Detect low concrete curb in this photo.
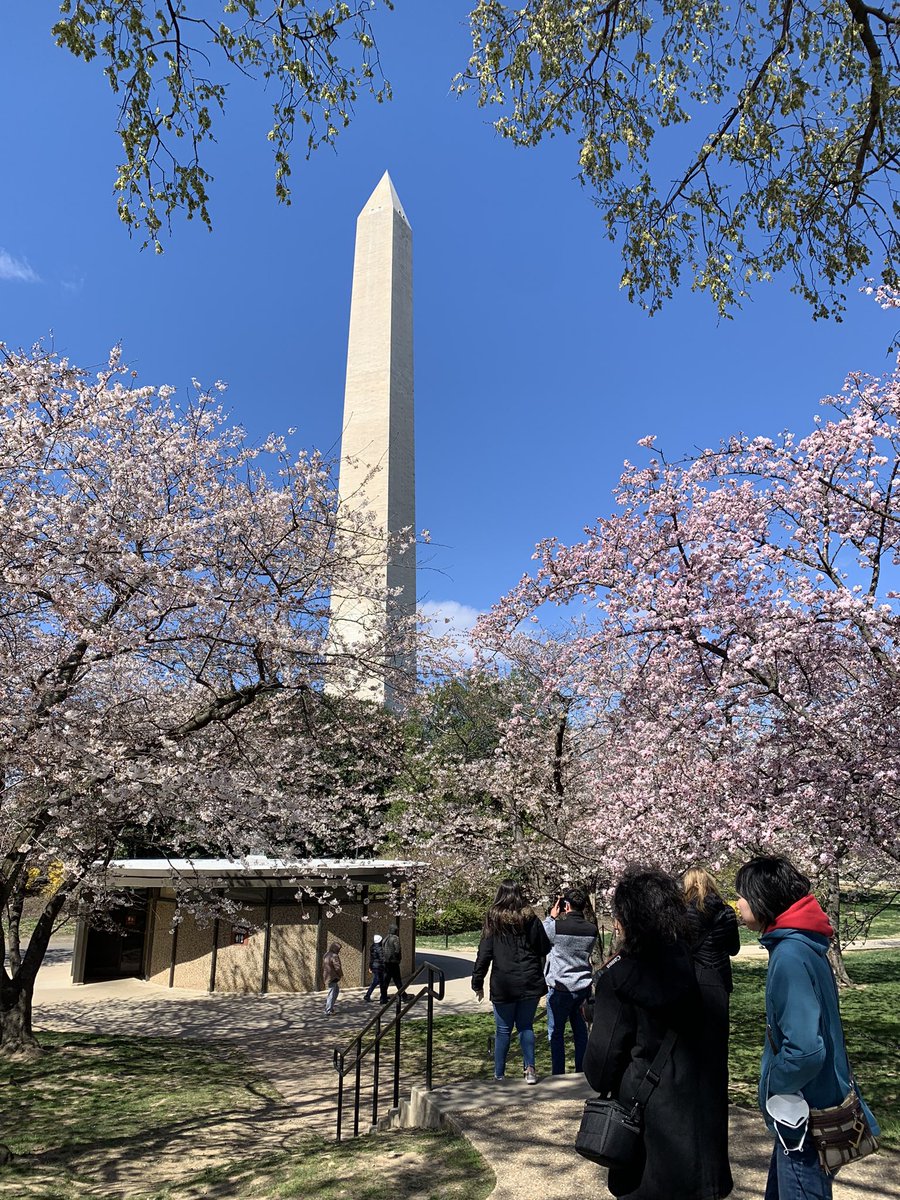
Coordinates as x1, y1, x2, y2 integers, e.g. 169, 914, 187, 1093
380, 1073, 594, 1134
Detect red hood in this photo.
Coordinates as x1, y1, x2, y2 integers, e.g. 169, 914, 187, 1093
767, 893, 833, 937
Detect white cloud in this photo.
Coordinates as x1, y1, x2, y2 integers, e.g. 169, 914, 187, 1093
0, 249, 40, 283
420, 599, 481, 634
419, 599, 482, 666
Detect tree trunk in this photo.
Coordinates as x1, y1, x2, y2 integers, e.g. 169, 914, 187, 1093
819, 864, 854, 988
0, 975, 39, 1057
0, 888, 68, 1057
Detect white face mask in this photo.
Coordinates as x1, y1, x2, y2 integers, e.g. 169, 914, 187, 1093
766, 1093, 810, 1152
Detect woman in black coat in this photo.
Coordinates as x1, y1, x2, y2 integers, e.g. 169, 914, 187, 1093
583, 867, 733, 1200
682, 867, 741, 993
471, 879, 551, 1083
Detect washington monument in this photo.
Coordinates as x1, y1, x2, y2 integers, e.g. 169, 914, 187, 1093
326, 172, 415, 707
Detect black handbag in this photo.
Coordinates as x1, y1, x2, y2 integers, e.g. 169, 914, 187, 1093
575, 1029, 678, 1168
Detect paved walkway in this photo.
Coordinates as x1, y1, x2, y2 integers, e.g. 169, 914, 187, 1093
17, 940, 900, 1198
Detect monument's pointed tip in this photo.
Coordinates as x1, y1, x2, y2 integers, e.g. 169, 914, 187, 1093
361, 170, 410, 227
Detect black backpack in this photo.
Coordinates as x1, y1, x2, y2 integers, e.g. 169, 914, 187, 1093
382, 933, 401, 964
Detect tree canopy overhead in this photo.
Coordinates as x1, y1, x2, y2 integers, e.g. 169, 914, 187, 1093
53, 0, 390, 250
47, 1, 900, 317
460, 0, 900, 319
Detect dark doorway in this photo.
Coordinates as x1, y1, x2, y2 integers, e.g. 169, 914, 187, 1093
84, 898, 148, 981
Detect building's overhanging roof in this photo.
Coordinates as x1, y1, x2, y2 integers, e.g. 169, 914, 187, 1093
102, 857, 424, 890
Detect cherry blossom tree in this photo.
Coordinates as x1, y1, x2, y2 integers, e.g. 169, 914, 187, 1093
0, 344, 408, 1056
463, 337, 900, 972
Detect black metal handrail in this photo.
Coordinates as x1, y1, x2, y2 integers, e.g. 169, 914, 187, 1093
332, 958, 446, 1141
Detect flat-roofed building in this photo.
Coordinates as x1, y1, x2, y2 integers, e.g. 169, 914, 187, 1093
71, 857, 419, 995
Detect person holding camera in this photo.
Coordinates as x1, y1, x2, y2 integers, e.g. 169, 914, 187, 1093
543, 886, 598, 1074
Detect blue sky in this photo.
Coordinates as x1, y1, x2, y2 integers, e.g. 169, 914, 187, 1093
2, 4, 899, 636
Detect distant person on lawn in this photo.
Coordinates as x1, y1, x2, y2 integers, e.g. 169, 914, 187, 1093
322, 942, 343, 1016
381, 924, 408, 1000
543, 886, 597, 1074
364, 933, 388, 1003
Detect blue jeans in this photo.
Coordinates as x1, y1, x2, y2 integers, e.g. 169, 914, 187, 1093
492, 997, 539, 1077
364, 967, 386, 1002
547, 986, 590, 1074
324, 981, 340, 1014
765, 1140, 833, 1200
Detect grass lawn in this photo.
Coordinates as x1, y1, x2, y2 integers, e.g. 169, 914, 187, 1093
417, 932, 481, 952
0, 1031, 280, 1158
403, 951, 899, 1151
843, 894, 900, 939
404, 1001, 556, 1083
5, 913, 75, 943
0, 1031, 493, 1200
148, 1130, 493, 1199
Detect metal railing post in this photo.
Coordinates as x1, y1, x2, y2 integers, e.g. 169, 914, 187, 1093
426, 965, 435, 1091
393, 992, 402, 1109
372, 1010, 382, 1129
336, 1052, 345, 1143
353, 1036, 363, 1138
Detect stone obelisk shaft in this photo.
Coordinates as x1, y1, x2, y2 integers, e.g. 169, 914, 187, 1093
327, 172, 415, 706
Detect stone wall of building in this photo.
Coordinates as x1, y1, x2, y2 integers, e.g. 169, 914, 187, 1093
171, 910, 215, 991
324, 903, 365, 988
143, 887, 416, 994
215, 907, 266, 993
266, 905, 318, 992
147, 898, 175, 984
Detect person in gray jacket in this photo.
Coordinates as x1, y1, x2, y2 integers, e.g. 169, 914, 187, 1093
543, 886, 598, 1073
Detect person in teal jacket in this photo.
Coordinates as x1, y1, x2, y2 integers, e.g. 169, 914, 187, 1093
735, 856, 879, 1200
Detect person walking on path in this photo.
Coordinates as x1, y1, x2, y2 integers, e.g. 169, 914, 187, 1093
322, 942, 343, 1016
734, 855, 880, 1200
381, 924, 408, 1000
682, 867, 741, 996
471, 879, 552, 1084
543, 885, 597, 1074
364, 933, 388, 1003
584, 866, 733, 1200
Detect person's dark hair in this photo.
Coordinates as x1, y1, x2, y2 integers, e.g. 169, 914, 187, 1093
562, 886, 588, 914
483, 879, 532, 936
612, 866, 689, 957
734, 856, 811, 930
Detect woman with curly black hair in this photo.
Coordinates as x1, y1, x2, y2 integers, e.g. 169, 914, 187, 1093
584, 866, 733, 1200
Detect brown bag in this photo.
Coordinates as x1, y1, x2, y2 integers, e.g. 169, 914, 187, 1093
808, 1088, 879, 1175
